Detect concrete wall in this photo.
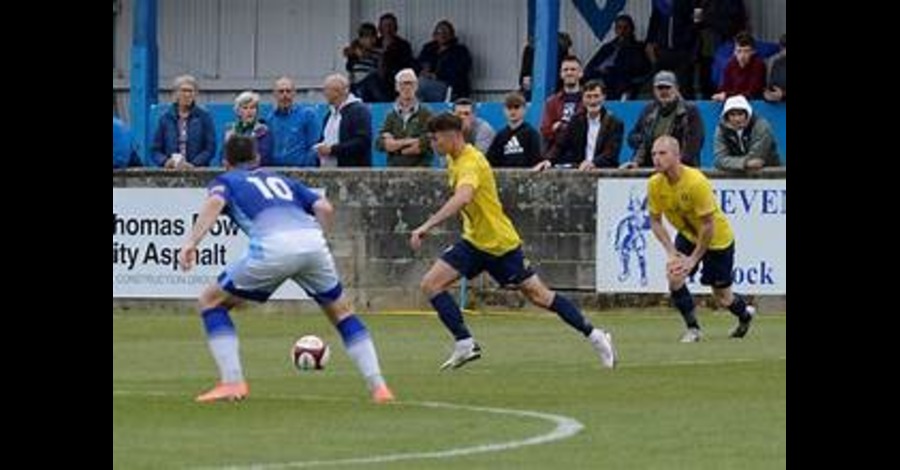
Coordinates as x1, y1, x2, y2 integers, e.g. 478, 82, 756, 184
113, 168, 786, 312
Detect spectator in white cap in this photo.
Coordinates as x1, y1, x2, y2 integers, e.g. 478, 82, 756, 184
714, 95, 780, 171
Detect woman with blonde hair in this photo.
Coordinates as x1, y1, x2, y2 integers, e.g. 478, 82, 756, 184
224, 91, 273, 165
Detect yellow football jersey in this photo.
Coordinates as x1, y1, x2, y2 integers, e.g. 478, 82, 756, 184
647, 167, 734, 249
447, 144, 522, 255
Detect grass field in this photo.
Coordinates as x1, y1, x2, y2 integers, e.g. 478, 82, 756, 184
113, 308, 786, 469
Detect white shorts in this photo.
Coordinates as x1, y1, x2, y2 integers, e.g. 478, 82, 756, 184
218, 246, 342, 304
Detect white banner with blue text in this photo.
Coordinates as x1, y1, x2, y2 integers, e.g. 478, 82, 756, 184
596, 178, 785, 294
113, 188, 310, 299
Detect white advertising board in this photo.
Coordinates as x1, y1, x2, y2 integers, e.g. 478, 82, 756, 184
596, 179, 785, 294
113, 188, 309, 299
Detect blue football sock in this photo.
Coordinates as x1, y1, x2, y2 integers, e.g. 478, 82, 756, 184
671, 285, 700, 329
430, 291, 472, 340
201, 307, 243, 383
336, 315, 385, 389
549, 294, 594, 336
728, 294, 752, 323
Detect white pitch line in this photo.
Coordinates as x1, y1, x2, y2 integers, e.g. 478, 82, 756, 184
221, 401, 583, 470
113, 390, 584, 469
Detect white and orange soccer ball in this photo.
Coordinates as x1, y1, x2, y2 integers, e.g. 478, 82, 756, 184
291, 335, 331, 371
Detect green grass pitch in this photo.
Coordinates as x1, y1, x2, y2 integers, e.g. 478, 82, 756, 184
113, 308, 786, 469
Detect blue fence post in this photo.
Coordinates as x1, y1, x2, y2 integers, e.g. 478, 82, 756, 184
130, 0, 159, 166
527, 0, 560, 128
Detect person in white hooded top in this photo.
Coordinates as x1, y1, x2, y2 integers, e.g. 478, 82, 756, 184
713, 95, 781, 171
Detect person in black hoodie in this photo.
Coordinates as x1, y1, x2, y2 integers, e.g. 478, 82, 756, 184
486, 92, 543, 168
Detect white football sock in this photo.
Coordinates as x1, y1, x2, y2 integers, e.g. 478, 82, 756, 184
208, 334, 244, 383
345, 336, 385, 390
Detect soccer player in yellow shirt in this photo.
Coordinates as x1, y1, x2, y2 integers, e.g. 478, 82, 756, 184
647, 136, 756, 342
409, 113, 617, 370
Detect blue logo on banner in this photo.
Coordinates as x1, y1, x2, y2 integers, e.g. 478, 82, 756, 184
614, 189, 650, 285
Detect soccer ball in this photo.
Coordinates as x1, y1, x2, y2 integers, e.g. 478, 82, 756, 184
291, 335, 330, 371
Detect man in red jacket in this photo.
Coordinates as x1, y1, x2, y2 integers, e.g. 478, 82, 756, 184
539, 56, 585, 157
712, 32, 766, 101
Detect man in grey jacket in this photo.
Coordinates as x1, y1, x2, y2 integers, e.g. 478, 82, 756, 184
714, 95, 780, 171
452, 98, 495, 155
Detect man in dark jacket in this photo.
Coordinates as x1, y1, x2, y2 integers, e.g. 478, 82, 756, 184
584, 14, 650, 100
623, 71, 704, 168
314, 74, 372, 167
764, 34, 786, 103
538, 80, 623, 171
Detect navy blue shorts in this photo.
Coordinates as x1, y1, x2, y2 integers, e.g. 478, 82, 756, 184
675, 234, 735, 288
440, 240, 536, 287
